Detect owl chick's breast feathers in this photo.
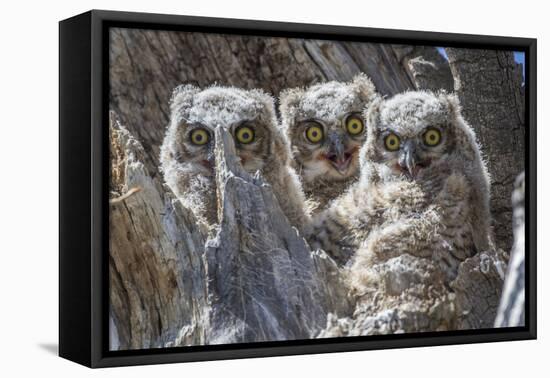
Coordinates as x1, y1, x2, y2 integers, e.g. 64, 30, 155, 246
309, 90, 492, 274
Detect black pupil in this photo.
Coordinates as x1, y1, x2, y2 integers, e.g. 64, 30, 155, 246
430, 134, 436, 140
389, 139, 395, 145
242, 132, 250, 139
195, 133, 203, 141
311, 130, 318, 137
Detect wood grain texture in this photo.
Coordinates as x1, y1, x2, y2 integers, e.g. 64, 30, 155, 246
109, 115, 351, 349
109, 113, 208, 350
205, 128, 351, 343
392, 45, 454, 92
446, 48, 525, 252
108, 28, 525, 348
495, 172, 525, 327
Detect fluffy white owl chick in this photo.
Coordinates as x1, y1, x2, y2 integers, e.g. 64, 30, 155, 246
279, 74, 379, 213
160, 84, 309, 232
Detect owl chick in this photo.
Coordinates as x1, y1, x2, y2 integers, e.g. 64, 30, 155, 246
308, 90, 493, 276
279, 74, 379, 213
160, 84, 308, 232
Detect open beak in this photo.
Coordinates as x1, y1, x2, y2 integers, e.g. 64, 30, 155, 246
325, 133, 353, 175
327, 153, 352, 174
398, 140, 419, 179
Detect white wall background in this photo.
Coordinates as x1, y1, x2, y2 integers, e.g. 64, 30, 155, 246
0, 0, 545, 376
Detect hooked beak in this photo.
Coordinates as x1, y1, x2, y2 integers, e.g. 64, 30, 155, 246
398, 140, 419, 179
325, 133, 353, 174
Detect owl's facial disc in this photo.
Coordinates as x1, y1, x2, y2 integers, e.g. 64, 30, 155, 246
382, 127, 444, 180
231, 121, 268, 174
180, 124, 215, 175
296, 118, 363, 182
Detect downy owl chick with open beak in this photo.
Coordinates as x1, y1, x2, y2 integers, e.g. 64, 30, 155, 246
308, 90, 493, 272
160, 84, 308, 233
279, 74, 379, 213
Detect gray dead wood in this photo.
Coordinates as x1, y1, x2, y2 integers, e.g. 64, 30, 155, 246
107, 30, 525, 345
392, 45, 454, 92
446, 48, 525, 252
318, 254, 459, 337
204, 128, 351, 344
495, 172, 526, 327
451, 249, 507, 330
319, 247, 508, 337
109, 115, 351, 348
109, 112, 208, 350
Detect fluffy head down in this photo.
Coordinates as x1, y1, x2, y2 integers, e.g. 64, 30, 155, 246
280, 74, 379, 187
160, 84, 304, 229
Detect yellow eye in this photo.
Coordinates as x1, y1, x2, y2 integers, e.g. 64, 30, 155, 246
235, 126, 255, 144
190, 128, 209, 145
346, 115, 364, 135
423, 128, 441, 146
384, 133, 400, 151
305, 125, 324, 143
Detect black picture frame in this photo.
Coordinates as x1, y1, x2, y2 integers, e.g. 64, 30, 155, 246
59, 9, 537, 368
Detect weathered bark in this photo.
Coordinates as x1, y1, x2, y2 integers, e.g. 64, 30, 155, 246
319, 248, 507, 336
110, 114, 351, 349
451, 249, 507, 329
495, 172, 526, 327
109, 28, 415, 175
319, 254, 458, 337
446, 49, 525, 252
108, 29, 525, 347
205, 128, 351, 344
109, 112, 208, 350
392, 45, 454, 92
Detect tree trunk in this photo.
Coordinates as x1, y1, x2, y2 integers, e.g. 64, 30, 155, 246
205, 128, 351, 343
109, 113, 351, 349
445, 49, 525, 252
109, 112, 208, 350
108, 28, 524, 347
392, 45, 454, 92
495, 172, 526, 327
319, 249, 507, 337
451, 248, 507, 329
